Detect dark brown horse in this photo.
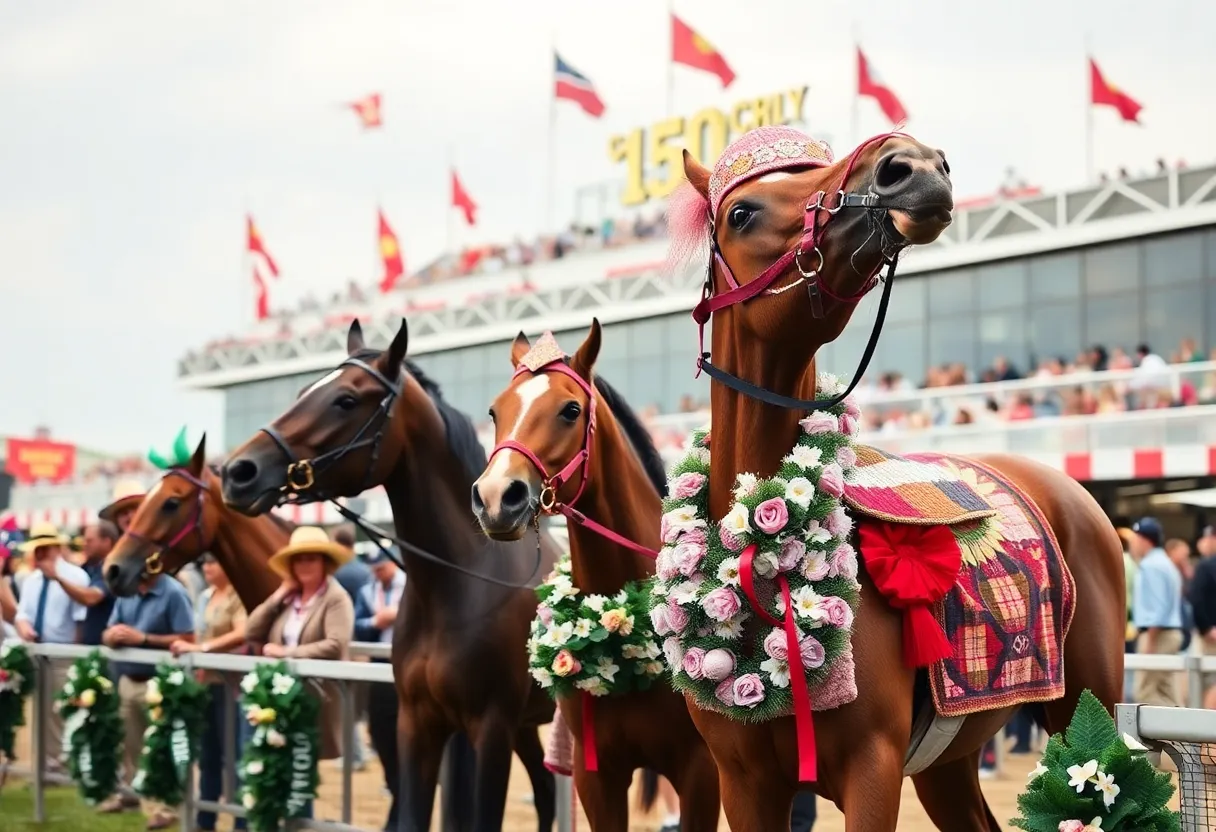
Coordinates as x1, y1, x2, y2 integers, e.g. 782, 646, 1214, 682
102, 435, 283, 608
220, 319, 560, 832
471, 321, 721, 830
669, 133, 1125, 830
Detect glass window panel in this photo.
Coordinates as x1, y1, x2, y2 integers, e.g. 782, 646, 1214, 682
1084, 293, 1142, 354
874, 323, 926, 386
885, 278, 926, 324
1030, 251, 1082, 300
631, 317, 666, 356
1145, 285, 1204, 360
1028, 303, 1082, 366
1207, 230, 1216, 280
1145, 232, 1204, 287
1084, 242, 1140, 294
597, 320, 630, 363
927, 269, 974, 315
977, 311, 1028, 372
927, 315, 977, 371
977, 261, 1027, 310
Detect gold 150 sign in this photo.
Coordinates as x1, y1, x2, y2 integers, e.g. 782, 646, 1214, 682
609, 86, 809, 207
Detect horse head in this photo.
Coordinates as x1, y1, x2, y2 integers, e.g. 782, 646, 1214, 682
104, 435, 218, 596
220, 318, 412, 516
472, 321, 602, 540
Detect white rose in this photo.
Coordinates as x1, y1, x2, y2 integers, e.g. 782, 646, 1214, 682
243, 792, 256, 809
267, 729, 286, 748
246, 760, 265, 776
733, 473, 758, 500
721, 503, 752, 537
240, 673, 259, 694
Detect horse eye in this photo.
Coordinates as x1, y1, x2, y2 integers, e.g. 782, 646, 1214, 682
335, 394, 358, 411
488, 407, 497, 423
161, 498, 180, 513
559, 402, 581, 422
727, 204, 754, 231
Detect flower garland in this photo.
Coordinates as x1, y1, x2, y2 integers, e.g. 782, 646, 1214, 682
132, 662, 209, 806
1012, 689, 1179, 832
647, 372, 862, 723
528, 556, 665, 698
0, 642, 36, 763
238, 661, 320, 832
56, 650, 124, 805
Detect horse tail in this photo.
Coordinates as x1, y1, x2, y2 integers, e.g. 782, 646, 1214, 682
639, 768, 659, 812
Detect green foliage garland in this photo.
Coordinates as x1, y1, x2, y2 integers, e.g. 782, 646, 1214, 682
132, 662, 209, 806
0, 642, 36, 761
1012, 690, 1179, 832
528, 556, 664, 698
238, 662, 320, 831
56, 650, 124, 805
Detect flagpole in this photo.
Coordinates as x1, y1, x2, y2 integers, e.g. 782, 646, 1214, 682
546, 32, 558, 234
446, 144, 456, 256
666, 0, 675, 116
851, 23, 861, 146
1084, 34, 1094, 184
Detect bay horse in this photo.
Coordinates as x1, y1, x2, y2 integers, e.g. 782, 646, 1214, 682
470, 320, 721, 830
220, 318, 560, 832
667, 129, 1124, 830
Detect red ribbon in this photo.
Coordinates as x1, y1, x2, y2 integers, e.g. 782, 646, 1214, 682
580, 690, 598, 772
857, 521, 960, 668
739, 544, 817, 782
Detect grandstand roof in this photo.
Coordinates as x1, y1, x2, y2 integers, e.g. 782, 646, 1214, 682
179, 162, 1216, 390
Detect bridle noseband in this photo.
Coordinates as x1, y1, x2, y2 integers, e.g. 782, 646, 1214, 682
125, 468, 209, 577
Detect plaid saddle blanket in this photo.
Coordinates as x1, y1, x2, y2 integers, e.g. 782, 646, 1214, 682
846, 446, 1077, 718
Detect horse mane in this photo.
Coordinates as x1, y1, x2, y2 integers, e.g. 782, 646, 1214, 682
664, 180, 711, 277
589, 372, 669, 499
352, 349, 488, 481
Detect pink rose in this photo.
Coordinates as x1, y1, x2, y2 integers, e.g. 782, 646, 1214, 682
551, 649, 581, 677
800, 411, 839, 436
799, 635, 826, 669
702, 648, 736, 681
663, 636, 684, 668
672, 537, 707, 576
681, 647, 707, 679
701, 587, 742, 622
666, 602, 689, 633
537, 604, 553, 626
670, 471, 708, 499
829, 543, 857, 579
835, 445, 857, 469
823, 506, 852, 538
820, 596, 854, 629
802, 548, 830, 580
843, 398, 862, 420
840, 412, 859, 437
818, 463, 844, 499
1058, 823, 1085, 832
719, 526, 744, 552
660, 515, 675, 544
649, 604, 672, 635
778, 537, 806, 572
656, 547, 679, 580
762, 628, 788, 660
753, 497, 790, 535
732, 673, 766, 708
714, 676, 737, 706
682, 527, 707, 546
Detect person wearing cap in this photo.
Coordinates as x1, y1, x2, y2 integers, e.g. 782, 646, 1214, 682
353, 545, 405, 830
13, 522, 90, 770
246, 526, 355, 817
1129, 516, 1184, 706
1188, 525, 1216, 708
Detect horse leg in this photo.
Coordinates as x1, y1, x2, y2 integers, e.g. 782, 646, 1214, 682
572, 764, 631, 832
469, 715, 515, 832
835, 736, 905, 832
513, 724, 556, 832
716, 768, 795, 832
673, 748, 721, 831
396, 705, 447, 832
911, 751, 1001, 832
439, 732, 477, 832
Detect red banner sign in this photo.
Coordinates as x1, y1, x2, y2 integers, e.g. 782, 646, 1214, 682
5, 438, 76, 484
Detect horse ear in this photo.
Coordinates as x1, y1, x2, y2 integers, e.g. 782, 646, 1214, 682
683, 149, 711, 199
510, 332, 530, 368
189, 435, 207, 477
385, 318, 410, 377
570, 318, 602, 381
347, 319, 365, 355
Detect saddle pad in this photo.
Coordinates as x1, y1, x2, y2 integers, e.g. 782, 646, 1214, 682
844, 445, 1000, 526
919, 453, 1077, 717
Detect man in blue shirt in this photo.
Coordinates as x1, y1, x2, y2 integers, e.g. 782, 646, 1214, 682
98, 572, 194, 826
51, 521, 118, 645
1129, 517, 1184, 706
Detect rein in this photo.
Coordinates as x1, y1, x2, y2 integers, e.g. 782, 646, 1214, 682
489, 361, 658, 561
125, 468, 209, 577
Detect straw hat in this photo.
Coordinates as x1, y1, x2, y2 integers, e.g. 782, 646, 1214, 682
18, 521, 70, 555
99, 479, 147, 522
268, 526, 352, 579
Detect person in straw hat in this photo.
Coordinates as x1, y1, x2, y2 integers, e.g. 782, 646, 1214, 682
98, 478, 146, 533
246, 525, 355, 809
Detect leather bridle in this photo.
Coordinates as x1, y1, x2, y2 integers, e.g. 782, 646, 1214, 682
125, 468, 209, 577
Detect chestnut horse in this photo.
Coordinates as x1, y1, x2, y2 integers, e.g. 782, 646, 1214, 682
220, 319, 560, 832
471, 320, 721, 830
670, 132, 1124, 830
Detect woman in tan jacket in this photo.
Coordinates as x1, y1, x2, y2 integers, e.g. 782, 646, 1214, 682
246, 526, 355, 768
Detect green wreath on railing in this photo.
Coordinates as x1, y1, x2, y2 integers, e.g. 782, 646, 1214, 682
56, 650, 124, 805
238, 661, 320, 832
0, 642, 36, 763
1012, 690, 1180, 832
131, 662, 209, 806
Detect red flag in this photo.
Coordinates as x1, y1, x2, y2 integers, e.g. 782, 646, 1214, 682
857, 48, 908, 126
246, 215, 280, 277
378, 209, 405, 293
671, 15, 735, 89
451, 170, 477, 226
1090, 59, 1142, 124
350, 93, 383, 129
252, 266, 269, 321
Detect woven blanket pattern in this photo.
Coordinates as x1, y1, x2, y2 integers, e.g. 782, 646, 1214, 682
844, 445, 1000, 526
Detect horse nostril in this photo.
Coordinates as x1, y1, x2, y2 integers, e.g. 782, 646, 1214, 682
471, 483, 485, 513
104, 563, 122, 587
227, 458, 259, 486
502, 480, 530, 511
873, 152, 914, 194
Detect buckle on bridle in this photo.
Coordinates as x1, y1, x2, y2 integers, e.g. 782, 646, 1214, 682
286, 460, 315, 492
795, 246, 825, 279
539, 483, 558, 513
145, 550, 163, 576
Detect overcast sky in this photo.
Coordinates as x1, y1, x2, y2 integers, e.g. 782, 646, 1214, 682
2, 0, 1213, 454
